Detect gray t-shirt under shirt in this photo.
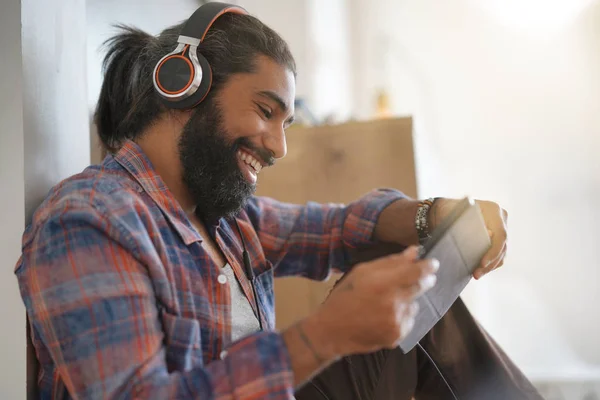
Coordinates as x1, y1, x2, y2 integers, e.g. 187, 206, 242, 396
221, 263, 261, 342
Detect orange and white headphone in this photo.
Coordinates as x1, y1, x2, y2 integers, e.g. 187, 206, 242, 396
152, 2, 248, 109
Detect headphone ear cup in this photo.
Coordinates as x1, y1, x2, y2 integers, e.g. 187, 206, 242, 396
195, 53, 213, 102
161, 53, 213, 110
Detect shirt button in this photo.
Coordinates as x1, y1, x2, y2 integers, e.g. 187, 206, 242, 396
220, 350, 228, 359
217, 274, 227, 285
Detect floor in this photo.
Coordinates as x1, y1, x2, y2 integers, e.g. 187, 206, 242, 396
535, 381, 600, 400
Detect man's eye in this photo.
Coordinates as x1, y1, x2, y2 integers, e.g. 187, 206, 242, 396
259, 106, 272, 119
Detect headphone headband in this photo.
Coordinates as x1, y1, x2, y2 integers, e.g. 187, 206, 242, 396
180, 2, 248, 44
153, 2, 248, 109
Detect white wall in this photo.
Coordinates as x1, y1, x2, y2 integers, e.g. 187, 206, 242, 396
0, 1, 91, 397
305, 0, 353, 122
0, 1, 26, 398
350, 0, 600, 384
235, 0, 314, 111
23, 0, 91, 220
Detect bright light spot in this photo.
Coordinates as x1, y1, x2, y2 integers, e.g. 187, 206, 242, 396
473, 0, 595, 35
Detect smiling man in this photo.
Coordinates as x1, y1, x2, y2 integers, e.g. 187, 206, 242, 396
14, 3, 538, 400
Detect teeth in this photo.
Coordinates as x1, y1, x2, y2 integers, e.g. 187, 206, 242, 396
238, 150, 262, 174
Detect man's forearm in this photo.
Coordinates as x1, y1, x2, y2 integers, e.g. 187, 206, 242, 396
373, 198, 451, 246
373, 199, 421, 245
282, 313, 339, 388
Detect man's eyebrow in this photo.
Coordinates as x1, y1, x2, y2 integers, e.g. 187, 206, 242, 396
256, 90, 295, 125
257, 90, 290, 114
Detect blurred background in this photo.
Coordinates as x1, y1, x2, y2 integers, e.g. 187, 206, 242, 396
1, 0, 599, 398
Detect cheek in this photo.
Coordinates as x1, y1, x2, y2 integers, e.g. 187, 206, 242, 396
226, 111, 267, 139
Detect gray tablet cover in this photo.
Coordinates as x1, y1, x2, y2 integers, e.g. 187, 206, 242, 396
399, 199, 492, 353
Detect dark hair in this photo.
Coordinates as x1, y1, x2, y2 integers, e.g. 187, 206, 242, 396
94, 13, 296, 153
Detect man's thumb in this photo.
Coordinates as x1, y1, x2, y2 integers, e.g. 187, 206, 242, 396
402, 245, 420, 261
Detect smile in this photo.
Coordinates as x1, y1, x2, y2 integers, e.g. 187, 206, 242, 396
237, 149, 263, 174
236, 149, 266, 185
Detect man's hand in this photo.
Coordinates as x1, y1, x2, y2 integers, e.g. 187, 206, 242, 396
308, 246, 438, 356
282, 246, 438, 387
431, 199, 508, 280
373, 196, 508, 280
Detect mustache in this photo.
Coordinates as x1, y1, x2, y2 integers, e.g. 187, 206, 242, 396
233, 137, 276, 167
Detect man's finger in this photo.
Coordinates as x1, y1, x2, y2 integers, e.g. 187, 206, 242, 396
390, 259, 438, 289
486, 240, 507, 270
378, 246, 439, 285
401, 245, 420, 261
491, 245, 508, 271
376, 246, 419, 268
395, 301, 419, 321
474, 242, 507, 279
397, 272, 437, 300
480, 224, 507, 268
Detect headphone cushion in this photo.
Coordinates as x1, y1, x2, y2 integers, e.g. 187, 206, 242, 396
158, 53, 213, 110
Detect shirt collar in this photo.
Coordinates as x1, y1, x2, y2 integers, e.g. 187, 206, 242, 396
112, 140, 203, 245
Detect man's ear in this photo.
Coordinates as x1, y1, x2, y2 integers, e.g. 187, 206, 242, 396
167, 109, 194, 128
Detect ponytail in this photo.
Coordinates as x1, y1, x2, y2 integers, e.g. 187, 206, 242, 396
94, 25, 162, 153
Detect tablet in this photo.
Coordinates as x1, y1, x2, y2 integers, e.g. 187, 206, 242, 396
399, 197, 491, 353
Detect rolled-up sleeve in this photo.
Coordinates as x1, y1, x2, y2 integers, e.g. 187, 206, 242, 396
243, 188, 407, 280
16, 204, 294, 399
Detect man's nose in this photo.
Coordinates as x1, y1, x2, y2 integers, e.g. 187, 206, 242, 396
263, 126, 287, 160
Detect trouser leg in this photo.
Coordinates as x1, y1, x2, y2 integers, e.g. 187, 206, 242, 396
414, 298, 543, 400
295, 298, 543, 400
294, 347, 418, 400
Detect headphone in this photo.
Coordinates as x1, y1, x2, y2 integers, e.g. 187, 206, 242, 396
152, 2, 248, 109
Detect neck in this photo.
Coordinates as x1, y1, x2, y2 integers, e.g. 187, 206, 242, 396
136, 114, 197, 216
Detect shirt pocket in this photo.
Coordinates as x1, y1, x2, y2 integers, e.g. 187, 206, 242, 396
159, 309, 204, 372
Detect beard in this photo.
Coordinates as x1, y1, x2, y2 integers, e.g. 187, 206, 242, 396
178, 98, 257, 224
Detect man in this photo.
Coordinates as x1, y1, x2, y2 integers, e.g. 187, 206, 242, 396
15, 4, 535, 399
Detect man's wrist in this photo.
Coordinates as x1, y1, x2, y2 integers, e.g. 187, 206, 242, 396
281, 309, 341, 387
374, 196, 459, 247
427, 198, 457, 231
300, 312, 341, 363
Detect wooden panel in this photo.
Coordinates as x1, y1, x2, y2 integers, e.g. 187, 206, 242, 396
255, 117, 418, 329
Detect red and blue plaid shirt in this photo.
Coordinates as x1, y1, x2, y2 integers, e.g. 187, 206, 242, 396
15, 140, 405, 399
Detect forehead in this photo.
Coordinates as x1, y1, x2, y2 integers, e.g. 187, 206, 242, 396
251, 55, 295, 92
221, 55, 295, 111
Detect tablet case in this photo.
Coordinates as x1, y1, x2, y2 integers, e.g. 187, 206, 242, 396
349, 198, 491, 353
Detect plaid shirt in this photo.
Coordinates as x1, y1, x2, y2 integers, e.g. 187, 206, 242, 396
15, 140, 405, 400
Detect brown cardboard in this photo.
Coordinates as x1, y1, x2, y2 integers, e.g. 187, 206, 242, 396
255, 117, 418, 329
